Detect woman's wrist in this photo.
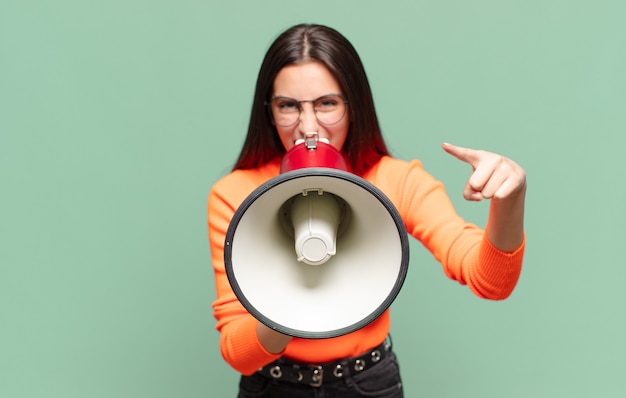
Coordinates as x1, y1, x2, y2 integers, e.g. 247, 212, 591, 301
256, 322, 292, 354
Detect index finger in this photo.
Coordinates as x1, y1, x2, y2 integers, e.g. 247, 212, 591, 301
442, 142, 480, 167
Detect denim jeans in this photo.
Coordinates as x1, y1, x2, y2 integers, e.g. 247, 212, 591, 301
237, 350, 403, 398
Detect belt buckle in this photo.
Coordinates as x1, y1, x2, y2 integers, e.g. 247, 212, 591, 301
308, 365, 323, 387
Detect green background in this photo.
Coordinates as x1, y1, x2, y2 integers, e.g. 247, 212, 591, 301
2, 1, 625, 397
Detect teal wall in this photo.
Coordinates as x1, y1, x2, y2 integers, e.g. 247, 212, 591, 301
2, 1, 625, 397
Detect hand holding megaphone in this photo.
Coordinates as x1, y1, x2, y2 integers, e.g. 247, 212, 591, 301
257, 322, 293, 353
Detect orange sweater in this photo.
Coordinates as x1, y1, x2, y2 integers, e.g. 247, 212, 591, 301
208, 156, 525, 375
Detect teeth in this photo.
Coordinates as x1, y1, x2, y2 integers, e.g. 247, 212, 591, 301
295, 138, 330, 145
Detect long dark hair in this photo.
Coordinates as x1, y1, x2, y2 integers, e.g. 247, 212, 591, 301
232, 24, 389, 176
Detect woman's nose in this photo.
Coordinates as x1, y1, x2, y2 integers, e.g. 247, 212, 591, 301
298, 104, 319, 135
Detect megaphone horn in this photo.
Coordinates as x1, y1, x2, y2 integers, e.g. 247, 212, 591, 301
225, 134, 409, 339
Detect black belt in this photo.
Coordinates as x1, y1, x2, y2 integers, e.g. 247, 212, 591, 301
257, 338, 391, 387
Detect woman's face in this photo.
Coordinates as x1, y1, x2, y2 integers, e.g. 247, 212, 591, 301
271, 62, 350, 151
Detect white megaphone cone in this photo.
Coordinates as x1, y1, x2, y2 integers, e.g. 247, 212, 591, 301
224, 133, 409, 339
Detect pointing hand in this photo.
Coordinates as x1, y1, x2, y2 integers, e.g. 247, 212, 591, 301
442, 143, 526, 202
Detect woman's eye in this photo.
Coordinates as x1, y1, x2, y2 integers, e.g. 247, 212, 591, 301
277, 101, 298, 112
316, 98, 338, 109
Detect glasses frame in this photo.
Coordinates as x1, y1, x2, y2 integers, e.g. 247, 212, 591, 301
265, 94, 349, 127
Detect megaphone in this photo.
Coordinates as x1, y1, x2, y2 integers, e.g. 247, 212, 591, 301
225, 135, 409, 339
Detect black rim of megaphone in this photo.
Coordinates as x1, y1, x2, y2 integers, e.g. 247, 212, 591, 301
224, 167, 410, 339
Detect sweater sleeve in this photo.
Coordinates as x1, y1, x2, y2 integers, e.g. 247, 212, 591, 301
207, 170, 283, 375
368, 158, 524, 300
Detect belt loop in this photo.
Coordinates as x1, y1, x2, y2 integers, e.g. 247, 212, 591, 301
340, 358, 355, 388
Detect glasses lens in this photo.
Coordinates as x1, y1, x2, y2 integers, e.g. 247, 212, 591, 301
271, 98, 300, 127
314, 95, 346, 125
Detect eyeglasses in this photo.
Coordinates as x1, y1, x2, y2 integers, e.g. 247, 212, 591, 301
266, 94, 348, 127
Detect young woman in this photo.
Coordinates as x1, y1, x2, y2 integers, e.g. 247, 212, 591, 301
208, 23, 526, 398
